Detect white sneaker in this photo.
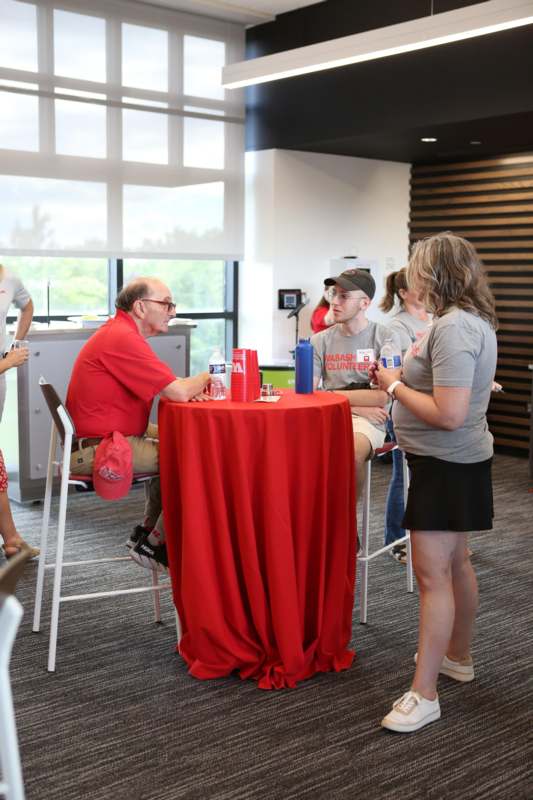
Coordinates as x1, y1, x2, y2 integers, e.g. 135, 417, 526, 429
381, 690, 441, 733
414, 652, 475, 682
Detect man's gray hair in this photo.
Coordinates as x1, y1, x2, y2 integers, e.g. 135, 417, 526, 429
115, 280, 150, 312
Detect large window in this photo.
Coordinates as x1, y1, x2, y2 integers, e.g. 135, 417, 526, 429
0, 0, 245, 260
123, 259, 236, 373
0, 0, 243, 374
3, 256, 237, 374
1, 256, 108, 316
124, 259, 225, 312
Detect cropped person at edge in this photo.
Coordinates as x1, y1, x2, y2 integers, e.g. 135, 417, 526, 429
0, 262, 37, 559
0, 261, 34, 420
66, 277, 210, 573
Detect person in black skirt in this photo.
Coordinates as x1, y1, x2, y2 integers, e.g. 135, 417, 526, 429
373, 232, 498, 733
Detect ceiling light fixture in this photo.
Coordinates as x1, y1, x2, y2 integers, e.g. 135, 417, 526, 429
421, 137, 438, 142
222, 0, 533, 89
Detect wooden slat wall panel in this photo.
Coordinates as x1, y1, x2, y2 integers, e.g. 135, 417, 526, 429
412, 195, 533, 207
410, 152, 533, 454
414, 154, 533, 173
412, 180, 533, 195
412, 206, 533, 218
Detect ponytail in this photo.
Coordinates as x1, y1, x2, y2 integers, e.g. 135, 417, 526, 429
379, 268, 408, 312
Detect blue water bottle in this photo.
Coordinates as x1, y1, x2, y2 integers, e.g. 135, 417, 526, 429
295, 338, 314, 394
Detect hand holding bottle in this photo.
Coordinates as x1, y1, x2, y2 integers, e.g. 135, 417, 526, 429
374, 362, 402, 392
3, 347, 29, 369
368, 360, 379, 386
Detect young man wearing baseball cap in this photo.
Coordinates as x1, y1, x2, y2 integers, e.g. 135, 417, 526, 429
311, 268, 398, 500
67, 277, 211, 573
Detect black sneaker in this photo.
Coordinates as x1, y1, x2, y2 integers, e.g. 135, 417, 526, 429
130, 531, 168, 574
126, 524, 149, 550
390, 543, 407, 564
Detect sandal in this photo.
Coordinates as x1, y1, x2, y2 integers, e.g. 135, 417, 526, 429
1, 539, 40, 559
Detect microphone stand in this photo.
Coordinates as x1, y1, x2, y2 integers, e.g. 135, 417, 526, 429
287, 299, 308, 355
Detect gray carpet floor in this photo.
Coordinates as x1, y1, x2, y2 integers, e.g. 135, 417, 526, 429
5, 453, 533, 800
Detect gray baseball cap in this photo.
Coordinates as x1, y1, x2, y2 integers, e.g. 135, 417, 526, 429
324, 268, 375, 299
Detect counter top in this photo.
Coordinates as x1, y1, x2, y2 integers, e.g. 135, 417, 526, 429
10, 318, 197, 338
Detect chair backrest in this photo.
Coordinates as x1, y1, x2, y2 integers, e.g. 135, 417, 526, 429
0, 547, 33, 596
39, 377, 76, 446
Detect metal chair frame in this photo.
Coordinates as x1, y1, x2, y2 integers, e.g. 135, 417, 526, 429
0, 547, 33, 800
358, 443, 414, 623
0, 595, 24, 800
32, 377, 178, 673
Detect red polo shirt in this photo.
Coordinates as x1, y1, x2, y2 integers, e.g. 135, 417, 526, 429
66, 310, 176, 438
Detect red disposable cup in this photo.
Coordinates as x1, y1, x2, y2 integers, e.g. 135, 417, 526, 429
231, 348, 248, 401
248, 349, 260, 400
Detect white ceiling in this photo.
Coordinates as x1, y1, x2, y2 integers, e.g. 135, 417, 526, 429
129, 0, 324, 25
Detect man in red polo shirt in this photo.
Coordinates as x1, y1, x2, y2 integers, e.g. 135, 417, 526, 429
66, 276, 210, 572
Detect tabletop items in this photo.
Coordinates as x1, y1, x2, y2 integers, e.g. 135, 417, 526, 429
231, 348, 261, 401
295, 338, 314, 394
208, 346, 227, 400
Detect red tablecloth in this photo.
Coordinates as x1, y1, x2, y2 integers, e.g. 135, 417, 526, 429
158, 390, 356, 689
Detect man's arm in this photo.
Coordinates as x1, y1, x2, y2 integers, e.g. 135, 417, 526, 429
161, 371, 210, 402
330, 387, 388, 407
15, 299, 33, 341
349, 404, 389, 424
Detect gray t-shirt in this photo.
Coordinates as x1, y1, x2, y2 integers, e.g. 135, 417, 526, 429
311, 321, 396, 430
0, 269, 31, 353
388, 310, 432, 357
393, 308, 497, 463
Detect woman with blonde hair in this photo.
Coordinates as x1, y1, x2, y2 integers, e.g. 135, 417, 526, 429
380, 268, 432, 561
374, 232, 497, 733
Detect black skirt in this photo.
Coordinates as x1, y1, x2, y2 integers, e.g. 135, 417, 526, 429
403, 453, 494, 533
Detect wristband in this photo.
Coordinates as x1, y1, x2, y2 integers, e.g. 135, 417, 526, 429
387, 380, 403, 397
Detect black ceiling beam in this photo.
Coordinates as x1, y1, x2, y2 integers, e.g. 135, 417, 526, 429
247, 0, 480, 57
244, 1, 533, 163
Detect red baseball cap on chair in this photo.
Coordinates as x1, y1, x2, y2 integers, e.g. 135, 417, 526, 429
93, 432, 133, 500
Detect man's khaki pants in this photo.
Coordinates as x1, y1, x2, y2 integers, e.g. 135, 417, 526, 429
69, 423, 165, 535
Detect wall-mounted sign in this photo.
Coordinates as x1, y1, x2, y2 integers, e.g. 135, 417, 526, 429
278, 289, 302, 310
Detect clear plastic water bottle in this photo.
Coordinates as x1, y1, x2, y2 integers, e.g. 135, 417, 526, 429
208, 346, 227, 400
380, 338, 402, 369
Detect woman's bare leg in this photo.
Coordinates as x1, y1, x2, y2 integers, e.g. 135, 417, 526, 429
410, 531, 460, 700
447, 536, 478, 662
0, 489, 23, 552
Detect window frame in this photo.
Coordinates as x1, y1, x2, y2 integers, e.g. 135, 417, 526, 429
6, 257, 239, 363
0, 0, 245, 260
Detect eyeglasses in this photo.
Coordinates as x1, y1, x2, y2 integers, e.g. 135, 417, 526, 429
140, 298, 176, 313
327, 288, 364, 303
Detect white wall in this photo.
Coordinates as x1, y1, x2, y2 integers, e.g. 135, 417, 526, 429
241, 148, 410, 362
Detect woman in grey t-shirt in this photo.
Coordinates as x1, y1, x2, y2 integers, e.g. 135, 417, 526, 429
374, 233, 497, 734
380, 267, 432, 557
0, 263, 36, 559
